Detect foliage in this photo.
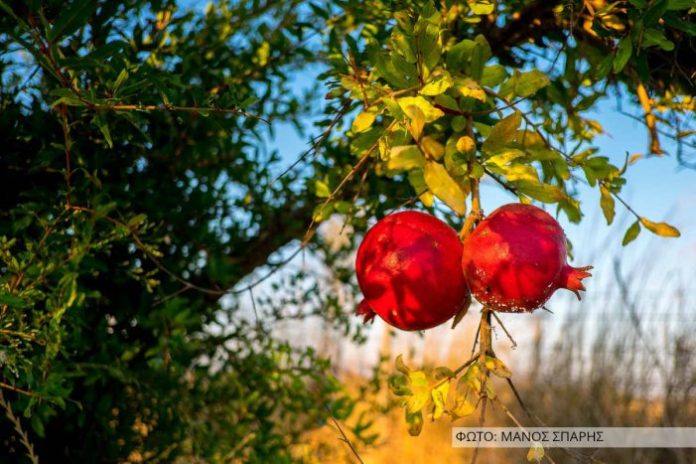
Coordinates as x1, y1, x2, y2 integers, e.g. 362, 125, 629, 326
0, 0, 693, 461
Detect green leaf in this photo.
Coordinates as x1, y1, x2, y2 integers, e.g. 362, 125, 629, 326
407, 170, 433, 207
389, 375, 412, 396
642, 28, 675, 51
613, 37, 633, 73
667, 0, 694, 10
599, 186, 615, 225
420, 71, 453, 96
481, 64, 507, 87
405, 409, 424, 436
423, 162, 467, 216
398, 96, 444, 122
315, 180, 331, 198
416, 22, 441, 75
112, 68, 130, 96
500, 70, 550, 99
127, 214, 147, 228
392, 30, 417, 63
516, 180, 565, 203
639, 218, 680, 237
0, 294, 28, 308
515, 70, 550, 97
312, 202, 334, 222
470, 35, 492, 81
92, 114, 113, 149
643, 0, 669, 25
352, 110, 377, 133
622, 220, 641, 246
388, 145, 426, 171
47, 0, 96, 42
446, 39, 475, 71
482, 111, 521, 153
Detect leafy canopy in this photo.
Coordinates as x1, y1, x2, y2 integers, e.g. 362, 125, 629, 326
0, 0, 693, 461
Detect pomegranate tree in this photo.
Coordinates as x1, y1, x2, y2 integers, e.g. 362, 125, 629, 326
355, 211, 470, 330
461, 203, 592, 312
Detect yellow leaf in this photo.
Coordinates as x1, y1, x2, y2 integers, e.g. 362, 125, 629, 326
527, 443, 545, 462
454, 77, 486, 102
420, 71, 453, 96
639, 218, 680, 238
423, 161, 467, 216
421, 136, 445, 160
397, 96, 444, 122
352, 110, 377, 133
431, 381, 450, 420
628, 153, 643, 165
451, 376, 475, 418
502, 164, 539, 182
456, 136, 475, 154
406, 371, 430, 413
484, 356, 512, 378
388, 145, 426, 171
599, 185, 615, 225
404, 105, 425, 140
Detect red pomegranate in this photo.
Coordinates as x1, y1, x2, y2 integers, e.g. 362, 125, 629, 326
355, 211, 470, 330
461, 203, 592, 312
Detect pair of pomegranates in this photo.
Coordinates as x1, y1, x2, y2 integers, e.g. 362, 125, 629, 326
355, 204, 592, 331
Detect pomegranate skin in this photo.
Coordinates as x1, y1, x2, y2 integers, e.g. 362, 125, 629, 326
355, 211, 470, 330
461, 203, 592, 312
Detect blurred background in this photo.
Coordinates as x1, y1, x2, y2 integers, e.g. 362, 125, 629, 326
233, 70, 696, 463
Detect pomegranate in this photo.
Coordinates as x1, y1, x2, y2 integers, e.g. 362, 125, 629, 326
355, 211, 470, 330
461, 203, 592, 312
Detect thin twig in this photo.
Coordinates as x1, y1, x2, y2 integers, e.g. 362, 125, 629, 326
0, 390, 40, 464
326, 405, 365, 464
94, 103, 269, 124
491, 311, 517, 350
301, 121, 395, 246
273, 100, 351, 182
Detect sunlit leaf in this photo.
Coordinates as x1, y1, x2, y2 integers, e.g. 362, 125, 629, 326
527, 443, 545, 462
455, 77, 486, 102
352, 110, 377, 133
482, 111, 521, 153
599, 185, 615, 225
639, 218, 680, 237
388, 145, 426, 171
421, 136, 445, 160
406, 370, 430, 413
420, 71, 453, 96
398, 96, 444, 122
484, 356, 512, 378
424, 162, 467, 215
456, 136, 476, 154
431, 380, 450, 420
